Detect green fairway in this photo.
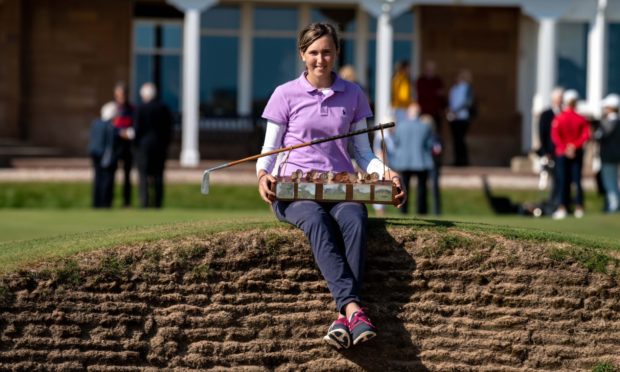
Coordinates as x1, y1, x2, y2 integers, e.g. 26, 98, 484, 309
436, 214, 620, 249
0, 209, 271, 243
1, 208, 619, 248
1, 212, 619, 276
1, 181, 619, 275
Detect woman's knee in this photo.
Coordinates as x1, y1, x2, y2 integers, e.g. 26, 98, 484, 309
331, 203, 368, 226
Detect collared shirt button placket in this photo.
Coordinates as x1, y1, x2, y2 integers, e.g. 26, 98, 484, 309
318, 93, 329, 116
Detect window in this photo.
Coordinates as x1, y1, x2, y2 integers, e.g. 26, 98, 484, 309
608, 23, 620, 94
201, 5, 240, 117
255, 7, 297, 31
200, 36, 239, 116
132, 21, 183, 114
252, 6, 298, 114
311, 7, 356, 67
201, 5, 240, 29
556, 22, 588, 99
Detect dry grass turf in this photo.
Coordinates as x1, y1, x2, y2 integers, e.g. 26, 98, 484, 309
1, 219, 620, 371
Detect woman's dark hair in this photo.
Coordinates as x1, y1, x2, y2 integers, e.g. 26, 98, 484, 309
297, 22, 340, 53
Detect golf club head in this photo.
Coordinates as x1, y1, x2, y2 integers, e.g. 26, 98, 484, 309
201, 170, 210, 195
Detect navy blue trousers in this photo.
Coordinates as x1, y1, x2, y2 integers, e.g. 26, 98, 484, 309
400, 170, 429, 215
556, 150, 584, 209
273, 200, 367, 314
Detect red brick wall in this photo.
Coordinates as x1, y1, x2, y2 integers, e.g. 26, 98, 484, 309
420, 6, 521, 166
0, 0, 22, 139
21, 0, 132, 153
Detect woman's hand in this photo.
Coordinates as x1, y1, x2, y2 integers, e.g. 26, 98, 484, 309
257, 170, 277, 204
391, 174, 407, 209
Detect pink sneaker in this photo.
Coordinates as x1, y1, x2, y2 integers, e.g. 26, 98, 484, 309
323, 317, 351, 349
349, 308, 377, 345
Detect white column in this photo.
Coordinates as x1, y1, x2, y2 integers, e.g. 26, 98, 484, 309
168, 0, 217, 167
375, 4, 393, 124
181, 9, 201, 166
238, 2, 253, 116
534, 17, 557, 113
360, 0, 415, 123
587, 0, 608, 119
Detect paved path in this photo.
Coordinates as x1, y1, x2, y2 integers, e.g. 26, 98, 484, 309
0, 157, 597, 190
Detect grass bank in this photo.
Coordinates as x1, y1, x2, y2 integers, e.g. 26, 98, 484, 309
2, 222, 619, 370
1, 214, 620, 276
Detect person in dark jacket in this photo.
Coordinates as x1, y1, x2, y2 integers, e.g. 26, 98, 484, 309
88, 102, 118, 208
596, 93, 620, 213
416, 60, 446, 135
134, 82, 174, 208
537, 87, 564, 206
113, 81, 135, 207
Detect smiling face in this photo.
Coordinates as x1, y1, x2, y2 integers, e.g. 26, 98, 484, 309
300, 35, 338, 88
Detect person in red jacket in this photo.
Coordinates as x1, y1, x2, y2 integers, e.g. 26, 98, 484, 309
550, 89, 591, 219
112, 81, 135, 208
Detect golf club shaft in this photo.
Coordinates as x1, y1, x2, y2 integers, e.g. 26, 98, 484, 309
206, 122, 395, 172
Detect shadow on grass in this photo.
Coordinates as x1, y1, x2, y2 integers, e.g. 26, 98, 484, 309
381, 216, 458, 229
338, 218, 429, 371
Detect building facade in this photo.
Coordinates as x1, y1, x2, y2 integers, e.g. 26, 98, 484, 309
1, 0, 619, 166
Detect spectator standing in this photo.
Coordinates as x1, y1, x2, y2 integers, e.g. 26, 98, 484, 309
88, 102, 118, 208
551, 90, 591, 219
416, 60, 446, 214
416, 60, 446, 135
369, 59, 412, 217
338, 65, 362, 89
391, 60, 413, 113
595, 93, 620, 213
112, 82, 135, 207
134, 83, 174, 208
339, 64, 390, 218
390, 103, 434, 215
447, 69, 474, 166
537, 87, 564, 206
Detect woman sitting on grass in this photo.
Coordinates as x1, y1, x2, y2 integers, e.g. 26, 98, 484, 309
256, 22, 406, 349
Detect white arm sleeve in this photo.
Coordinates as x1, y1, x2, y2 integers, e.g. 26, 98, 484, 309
351, 119, 387, 175
256, 121, 286, 176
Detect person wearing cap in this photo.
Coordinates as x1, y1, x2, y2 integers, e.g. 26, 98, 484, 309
595, 93, 620, 212
550, 89, 591, 219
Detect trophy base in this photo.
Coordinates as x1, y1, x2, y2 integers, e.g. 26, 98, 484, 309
271, 179, 397, 205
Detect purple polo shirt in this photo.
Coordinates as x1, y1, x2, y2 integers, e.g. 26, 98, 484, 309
262, 72, 373, 176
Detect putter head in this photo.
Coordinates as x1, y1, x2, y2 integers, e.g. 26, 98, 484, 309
201, 170, 210, 195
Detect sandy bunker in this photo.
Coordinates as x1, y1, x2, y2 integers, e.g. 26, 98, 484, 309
1, 222, 620, 371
